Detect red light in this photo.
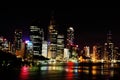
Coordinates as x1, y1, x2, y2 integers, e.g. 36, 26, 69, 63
66, 62, 74, 80
4, 38, 6, 41
19, 65, 29, 80
67, 61, 74, 66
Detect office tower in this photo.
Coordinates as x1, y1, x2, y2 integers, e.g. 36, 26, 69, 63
0, 36, 4, 50
104, 31, 114, 61
97, 45, 103, 60
64, 48, 70, 61
92, 45, 97, 62
30, 26, 43, 56
56, 34, 64, 61
0, 36, 2, 49
14, 29, 22, 50
0, 36, 9, 51
84, 46, 90, 57
24, 40, 33, 60
47, 15, 58, 59
66, 27, 74, 58
14, 29, 26, 58
66, 27, 74, 47
25, 40, 33, 54
42, 41, 48, 58
16, 42, 26, 58
2, 38, 9, 51
114, 47, 119, 60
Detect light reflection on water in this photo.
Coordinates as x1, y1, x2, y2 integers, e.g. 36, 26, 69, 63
1, 63, 120, 80
19, 65, 29, 80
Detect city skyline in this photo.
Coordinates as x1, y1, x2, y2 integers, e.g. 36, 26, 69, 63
0, 8, 120, 48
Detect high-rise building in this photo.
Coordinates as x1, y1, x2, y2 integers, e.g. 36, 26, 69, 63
66, 27, 74, 47
42, 41, 48, 58
66, 27, 74, 58
64, 48, 70, 61
30, 26, 43, 56
47, 15, 58, 59
96, 45, 103, 60
0, 36, 9, 51
92, 45, 97, 62
23, 40, 33, 61
0, 36, 3, 50
104, 30, 114, 61
14, 29, 26, 58
14, 29, 22, 51
16, 42, 26, 58
56, 34, 64, 61
84, 46, 90, 57
2, 38, 9, 51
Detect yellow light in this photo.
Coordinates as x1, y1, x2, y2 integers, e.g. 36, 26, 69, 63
92, 70, 97, 75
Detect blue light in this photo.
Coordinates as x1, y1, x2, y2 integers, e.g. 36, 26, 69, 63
25, 40, 30, 44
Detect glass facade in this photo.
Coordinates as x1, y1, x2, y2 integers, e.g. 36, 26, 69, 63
30, 26, 43, 56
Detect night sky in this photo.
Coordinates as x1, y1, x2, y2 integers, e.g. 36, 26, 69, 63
0, 8, 120, 49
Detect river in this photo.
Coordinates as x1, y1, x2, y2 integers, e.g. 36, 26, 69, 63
0, 62, 120, 80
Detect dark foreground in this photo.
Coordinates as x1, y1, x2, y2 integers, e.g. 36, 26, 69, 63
0, 62, 120, 80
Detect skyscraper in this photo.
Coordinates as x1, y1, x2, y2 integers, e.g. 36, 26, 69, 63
47, 15, 58, 59
56, 34, 64, 61
14, 29, 25, 58
30, 26, 43, 56
0, 36, 9, 51
66, 27, 74, 58
66, 27, 74, 48
14, 29, 22, 51
104, 30, 114, 62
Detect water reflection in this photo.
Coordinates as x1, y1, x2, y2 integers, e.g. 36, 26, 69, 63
65, 62, 74, 80
19, 65, 29, 80
66, 70, 73, 80
1, 63, 120, 80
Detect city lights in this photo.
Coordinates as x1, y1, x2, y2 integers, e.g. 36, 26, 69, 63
0, 8, 120, 68
1, 8, 120, 80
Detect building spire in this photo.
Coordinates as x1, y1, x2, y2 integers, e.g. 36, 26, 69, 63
107, 30, 112, 43
50, 10, 55, 25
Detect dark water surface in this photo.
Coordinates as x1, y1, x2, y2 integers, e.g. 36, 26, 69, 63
0, 63, 120, 80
